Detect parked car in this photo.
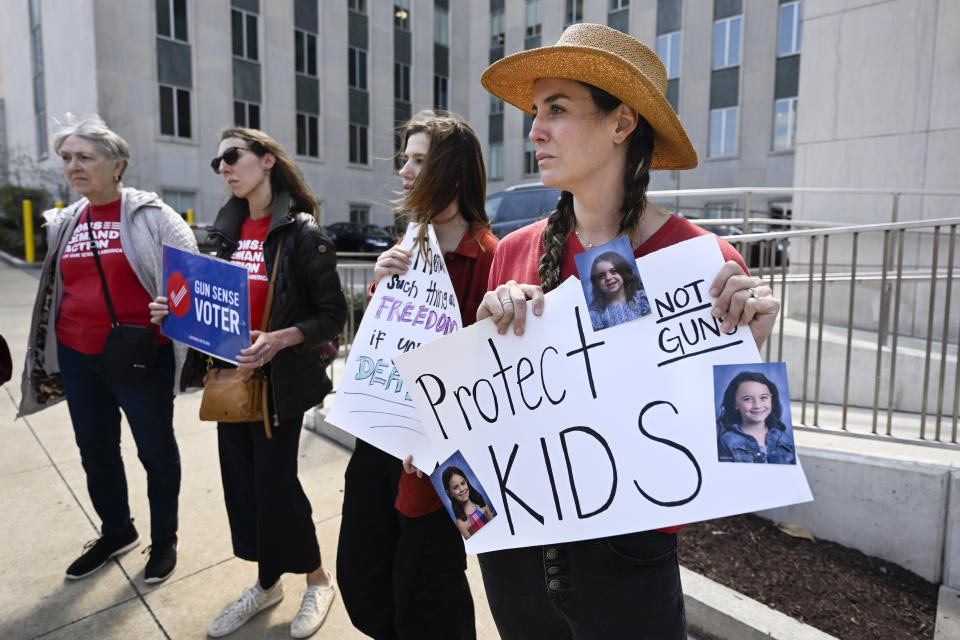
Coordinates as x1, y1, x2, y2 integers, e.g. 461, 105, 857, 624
325, 222, 393, 254
485, 183, 561, 238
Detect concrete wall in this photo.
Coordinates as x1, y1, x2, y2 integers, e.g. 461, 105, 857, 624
790, 0, 960, 337
758, 447, 958, 587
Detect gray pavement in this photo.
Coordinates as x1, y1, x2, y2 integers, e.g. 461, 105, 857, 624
0, 257, 822, 640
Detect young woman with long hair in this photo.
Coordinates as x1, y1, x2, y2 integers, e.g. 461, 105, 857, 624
336, 111, 496, 640
151, 127, 346, 638
474, 24, 781, 638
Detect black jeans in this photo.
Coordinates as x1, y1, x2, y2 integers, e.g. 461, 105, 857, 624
58, 341, 180, 542
337, 440, 475, 640
478, 530, 685, 640
218, 414, 321, 588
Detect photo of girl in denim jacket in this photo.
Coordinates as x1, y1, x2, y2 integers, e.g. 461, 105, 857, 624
717, 370, 796, 464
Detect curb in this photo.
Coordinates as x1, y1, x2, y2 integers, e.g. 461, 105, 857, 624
936, 585, 960, 639
0, 248, 35, 268
303, 407, 839, 640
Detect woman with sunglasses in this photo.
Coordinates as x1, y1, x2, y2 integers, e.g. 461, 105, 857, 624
21, 113, 197, 585
153, 128, 346, 638
587, 250, 649, 330
336, 111, 495, 640
475, 25, 781, 638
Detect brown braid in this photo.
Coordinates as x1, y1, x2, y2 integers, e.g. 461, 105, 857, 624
536, 83, 656, 291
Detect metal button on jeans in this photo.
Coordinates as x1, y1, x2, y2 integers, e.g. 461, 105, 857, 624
545, 548, 558, 560
548, 579, 560, 592
547, 566, 559, 575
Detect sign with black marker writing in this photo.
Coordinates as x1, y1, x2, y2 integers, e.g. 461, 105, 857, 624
394, 235, 812, 553
326, 223, 461, 463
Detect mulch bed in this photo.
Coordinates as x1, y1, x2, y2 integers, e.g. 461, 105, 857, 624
678, 514, 939, 640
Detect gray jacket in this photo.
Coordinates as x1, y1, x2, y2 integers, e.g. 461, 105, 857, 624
19, 187, 199, 416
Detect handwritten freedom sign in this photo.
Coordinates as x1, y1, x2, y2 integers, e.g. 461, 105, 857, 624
326, 223, 462, 463
395, 235, 812, 553
161, 245, 250, 364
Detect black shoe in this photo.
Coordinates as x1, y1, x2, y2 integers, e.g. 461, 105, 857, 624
143, 534, 178, 584
66, 523, 140, 580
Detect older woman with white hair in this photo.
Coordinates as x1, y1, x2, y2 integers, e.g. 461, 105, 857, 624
20, 114, 197, 584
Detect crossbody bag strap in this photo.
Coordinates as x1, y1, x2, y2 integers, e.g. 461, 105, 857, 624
85, 207, 120, 327
259, 226, 288, 439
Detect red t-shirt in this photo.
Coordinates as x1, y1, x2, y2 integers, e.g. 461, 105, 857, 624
56, 200, 166, 354
229, 216, 271, 332
487, 215, 749, 535
394, 226, 499, 518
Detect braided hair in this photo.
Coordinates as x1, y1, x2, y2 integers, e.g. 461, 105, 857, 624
537, 83, 655, 290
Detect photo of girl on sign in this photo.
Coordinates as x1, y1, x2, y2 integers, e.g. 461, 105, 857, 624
714, 362, 796, 465
431, 451, 497, 540
574, 236, 651, 331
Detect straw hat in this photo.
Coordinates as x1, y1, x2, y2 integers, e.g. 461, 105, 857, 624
481, 23, 697, 170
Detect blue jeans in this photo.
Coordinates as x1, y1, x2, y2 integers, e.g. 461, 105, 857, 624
57, 341, 180, 541
478, 530, 685, 640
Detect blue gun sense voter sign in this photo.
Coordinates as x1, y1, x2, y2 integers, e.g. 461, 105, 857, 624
161, 245, 250, 363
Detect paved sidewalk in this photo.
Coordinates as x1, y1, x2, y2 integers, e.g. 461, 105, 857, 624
0, 260, 498, 639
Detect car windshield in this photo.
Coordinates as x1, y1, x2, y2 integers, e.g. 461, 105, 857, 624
362, 225, 391, 238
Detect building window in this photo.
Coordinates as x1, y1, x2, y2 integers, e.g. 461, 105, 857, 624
348, 0, 366, 13
525, 0, 541, 37
234, 100, 260, 129
778, 0, 802, 57
773, 97, 797, 150
610, 0, 629, 8
490, 95, 503, 114
708, 106, 737, 157
162, 190, 196, 218
297, 113, 319, 157
349, 204, 370, 224
295, 29, 317, 76
434, 6, 449, 46
232, 8, 258, 61
348, 47, 367, 89
349, 124, 368, 165
713, 15, 742, 69
490, 9, 505, 47
489, 143, 503, 180
434, 75, 449, 110
156, 0, 188, 42
160, 85, 192, 138
656, 31, 681, 79
394, 0, 410, 30
395, 63, 411, 102
565, 0, 582, 26
29, 0, 47, 157
524, 139, 539, 175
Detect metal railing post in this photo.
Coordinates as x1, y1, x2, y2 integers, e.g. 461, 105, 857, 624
22, 200, 35, 263
743, 191, 752, 235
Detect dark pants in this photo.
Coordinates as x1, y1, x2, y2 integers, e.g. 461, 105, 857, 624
218, 414, 322, 589
478, 531, 685, 640
57, 341, 180, 542
337, 440, 475, 640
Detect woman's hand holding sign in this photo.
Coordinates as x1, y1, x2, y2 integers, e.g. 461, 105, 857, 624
477, 280, 545, 336
709, 261, 780, 349
236, 327, 305, 371
149, 296, 169, 326
374, 246, 412, 283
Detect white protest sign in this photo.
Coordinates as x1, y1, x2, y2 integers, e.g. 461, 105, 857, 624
394, 235, 812, 553
326, 222, 462, 464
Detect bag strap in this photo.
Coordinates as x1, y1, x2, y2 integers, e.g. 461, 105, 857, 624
258, 226, 288, 440
259, 227, 288, 332
85, 206, 120, 328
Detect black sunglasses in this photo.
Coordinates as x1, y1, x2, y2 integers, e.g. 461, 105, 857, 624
210, 146, 247, 174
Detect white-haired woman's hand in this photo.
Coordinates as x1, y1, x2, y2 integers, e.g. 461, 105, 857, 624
373, 246, 412, 284
709, 261, 780, 349
477, 280, 545, 336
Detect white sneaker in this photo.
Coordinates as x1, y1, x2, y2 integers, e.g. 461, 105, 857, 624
289, 575, 336, 639
207, 582, 284, 638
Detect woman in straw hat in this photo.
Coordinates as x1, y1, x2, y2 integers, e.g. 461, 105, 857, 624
476, 24, 780, 638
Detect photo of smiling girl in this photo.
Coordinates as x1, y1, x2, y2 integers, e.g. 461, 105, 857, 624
574, 235, 650, 330
715, 363, 796, 465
